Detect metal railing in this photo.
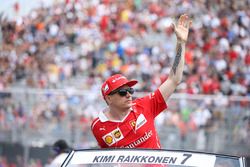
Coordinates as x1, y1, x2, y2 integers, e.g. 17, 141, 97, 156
0, 88, 249, 156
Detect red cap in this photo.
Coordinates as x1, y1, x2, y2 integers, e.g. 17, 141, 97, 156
101, 74, 138, 97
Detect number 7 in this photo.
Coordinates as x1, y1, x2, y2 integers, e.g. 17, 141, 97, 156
181, 154, 192, 164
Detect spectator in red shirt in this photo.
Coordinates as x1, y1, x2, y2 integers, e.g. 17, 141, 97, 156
91, 14, 192, 148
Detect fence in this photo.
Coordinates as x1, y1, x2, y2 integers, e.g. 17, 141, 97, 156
0, 88, 250, 165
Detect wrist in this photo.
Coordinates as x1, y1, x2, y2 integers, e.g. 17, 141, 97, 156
177, 39, 186, 45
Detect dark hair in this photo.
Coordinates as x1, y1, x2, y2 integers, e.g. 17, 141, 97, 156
53, 139, 71, 154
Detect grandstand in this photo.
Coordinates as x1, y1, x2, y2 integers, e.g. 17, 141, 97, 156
0, 0, 249, 166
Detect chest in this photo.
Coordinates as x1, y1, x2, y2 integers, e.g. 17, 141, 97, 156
100, 113, 154, 147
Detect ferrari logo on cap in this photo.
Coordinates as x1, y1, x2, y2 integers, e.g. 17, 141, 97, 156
104, 84, 109, 92
112, 76, 126, 83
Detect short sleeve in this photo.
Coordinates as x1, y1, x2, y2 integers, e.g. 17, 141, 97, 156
134, 89, 167, 119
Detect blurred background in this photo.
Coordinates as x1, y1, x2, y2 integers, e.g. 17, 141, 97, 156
0, 0, 250, 166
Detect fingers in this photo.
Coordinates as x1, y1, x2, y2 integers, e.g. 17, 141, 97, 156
178, 14, 192, 28
185, 19, 192, 29
171, 23, 176, 32
186, 15, 192, 28
178, 14, 186, 26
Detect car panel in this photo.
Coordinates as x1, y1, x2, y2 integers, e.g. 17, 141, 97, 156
61, 149, 246, 167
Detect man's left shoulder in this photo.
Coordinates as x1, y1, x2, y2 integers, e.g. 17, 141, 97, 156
133, 90, 159, 102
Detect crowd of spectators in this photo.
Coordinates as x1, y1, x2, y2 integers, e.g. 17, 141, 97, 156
0, 0, 250, 166
0, 0, 249, 96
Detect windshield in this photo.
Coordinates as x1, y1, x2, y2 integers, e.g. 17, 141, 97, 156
62, 149, 245, 167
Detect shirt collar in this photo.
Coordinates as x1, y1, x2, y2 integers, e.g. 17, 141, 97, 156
98, 107, 134, 122
98, 108, 109, 122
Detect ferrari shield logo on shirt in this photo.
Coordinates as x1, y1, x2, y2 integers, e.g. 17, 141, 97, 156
102, 128, 124, 146
129, 120, 136, 129
135, 114, 147, 130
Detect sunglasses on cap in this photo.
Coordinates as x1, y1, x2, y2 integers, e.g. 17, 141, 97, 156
109, 87, 135, 96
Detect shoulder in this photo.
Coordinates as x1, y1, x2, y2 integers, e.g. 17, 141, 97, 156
133, 89, 161, 103
91, 108, 109, 130
91, 117, 101, 131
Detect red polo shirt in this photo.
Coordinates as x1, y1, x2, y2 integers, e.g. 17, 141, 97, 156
91, 89, 167, 149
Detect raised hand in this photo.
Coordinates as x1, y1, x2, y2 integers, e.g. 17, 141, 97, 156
172, 14, 192, 43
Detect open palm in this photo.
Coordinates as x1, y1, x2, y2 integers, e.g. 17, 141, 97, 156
173, 14, 192, 43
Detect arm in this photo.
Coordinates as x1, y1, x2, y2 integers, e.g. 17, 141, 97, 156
159, 14, 192, 102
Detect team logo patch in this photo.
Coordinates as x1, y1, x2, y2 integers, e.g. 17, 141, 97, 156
102, 128, 124, 146
112, 76, 126, 83
104, 135, 113, 145
135, 114, 147, 130
113, 129, 121, 139
129, 120, 136, 129
103, 84, 109, 92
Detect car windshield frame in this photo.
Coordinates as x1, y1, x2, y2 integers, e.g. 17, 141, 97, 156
61, 148, 247, 167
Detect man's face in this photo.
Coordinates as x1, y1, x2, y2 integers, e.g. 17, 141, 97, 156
106, 85, 134, 110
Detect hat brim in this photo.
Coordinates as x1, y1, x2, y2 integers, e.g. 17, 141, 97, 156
113, 80, 138, 92
126, 80, 138, 87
